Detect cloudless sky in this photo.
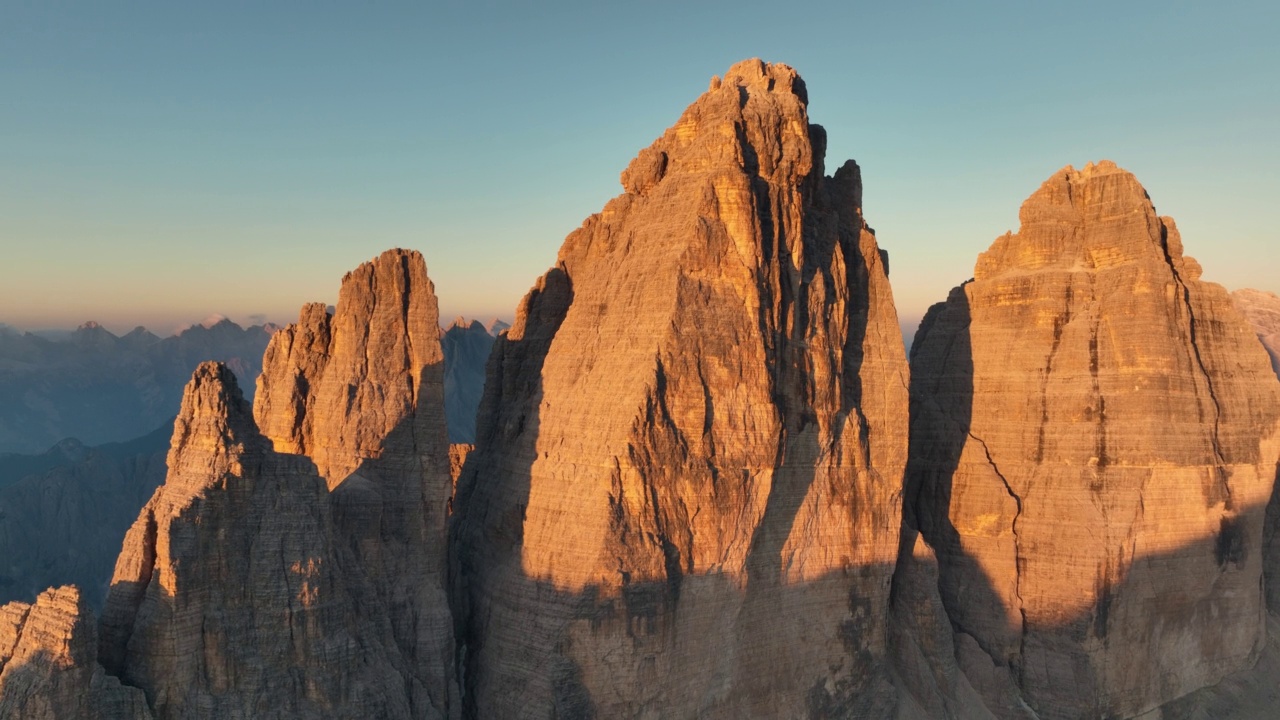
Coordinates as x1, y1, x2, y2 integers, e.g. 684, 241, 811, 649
1, 1, 1277, 335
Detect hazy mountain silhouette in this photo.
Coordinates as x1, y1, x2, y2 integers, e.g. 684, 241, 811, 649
0, 319, 274, 454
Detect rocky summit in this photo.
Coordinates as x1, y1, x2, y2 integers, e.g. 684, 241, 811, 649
907, 161, 1280, 719
96, 363, 438, 719
254, 248, 458, 717
90, 249, 459, 719
451, 58, 910, 718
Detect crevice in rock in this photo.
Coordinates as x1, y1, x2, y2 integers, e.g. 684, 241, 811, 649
1037, 282, 1073, 464
1160, 224, 1231, 506
968, 430, 1027, 673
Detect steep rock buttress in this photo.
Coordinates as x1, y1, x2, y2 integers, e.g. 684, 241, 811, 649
451, 59, 910, 718
907, 161, 1280, 719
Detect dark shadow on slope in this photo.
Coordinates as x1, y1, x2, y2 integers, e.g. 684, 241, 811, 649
904, 288, 996, 648
1265, 462, 1280, 614
901, 286, 1279, 720
327, 357, 454, 718
448, 267, 580, 719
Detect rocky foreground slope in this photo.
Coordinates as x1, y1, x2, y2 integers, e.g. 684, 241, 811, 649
908, 161, 1280, 719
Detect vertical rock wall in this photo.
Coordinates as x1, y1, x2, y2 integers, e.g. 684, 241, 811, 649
908, 161, 1280, 719
452, 59, 910, 718
255, 249, 458, 717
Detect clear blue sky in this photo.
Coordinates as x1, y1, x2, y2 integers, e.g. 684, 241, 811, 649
2, 1, 1276, 335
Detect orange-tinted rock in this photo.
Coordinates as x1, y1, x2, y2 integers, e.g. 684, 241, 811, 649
99, 363, 441, 718
256, 248, 448, 488
254, 248, 457, 716
0, 586, 150, 719
908, 162, 1280, 719
448, 444, 471, 492
452, 59, 909, 718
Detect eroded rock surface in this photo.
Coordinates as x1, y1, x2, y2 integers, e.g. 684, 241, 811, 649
254, 248, 457, 717
0, 586, 150, 719
98, 363, 443, 719
452, 59, 910, 718
97, 251, 460, 719
908, 161, 1280, 719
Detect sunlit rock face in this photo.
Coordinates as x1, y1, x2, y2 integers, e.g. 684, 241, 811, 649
451, 59, 910, 718
97, 250, 459, 719
0, 586, 150, 719
254, 248, 458, 717
908, 161, 1280, 719
98, 364, 424, 719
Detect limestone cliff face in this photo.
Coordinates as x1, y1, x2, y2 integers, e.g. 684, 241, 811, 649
908, 161, 1280, 719
452, 59, 910, 718
98, 363, 443, 719
255, 248, 448, 490
0, 586, 150, 719
257, 248, 456, 716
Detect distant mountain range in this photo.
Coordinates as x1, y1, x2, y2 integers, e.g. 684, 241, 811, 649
441, 317, 499, 444
0, 424, 169, 609
0, 319, 275, 455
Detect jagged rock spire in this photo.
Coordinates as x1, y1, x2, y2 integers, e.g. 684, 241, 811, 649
98, 248, 460, 720
452, 59, 910, 717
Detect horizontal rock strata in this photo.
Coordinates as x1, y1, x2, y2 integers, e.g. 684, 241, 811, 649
0, 586, 150, 719
254, 248, 457, 717
452, 59, 910, 718
908, 161, 1280, 719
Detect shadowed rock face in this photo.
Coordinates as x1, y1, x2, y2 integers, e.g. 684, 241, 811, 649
908, 161, 1280, 720
451, 59, 910, 718
0, 586, 150, 719
96, 250, 459, 719
98, 363, 428, 719
254, 248, 457, 717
